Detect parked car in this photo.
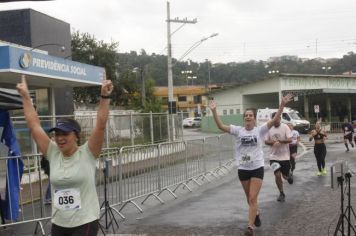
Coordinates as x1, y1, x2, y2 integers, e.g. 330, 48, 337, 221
183, 117, 201, 128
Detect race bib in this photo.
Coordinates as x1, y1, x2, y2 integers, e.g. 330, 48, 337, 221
271, 162, 281, 172
240, 153, 253, 167
54, 188, 81, 210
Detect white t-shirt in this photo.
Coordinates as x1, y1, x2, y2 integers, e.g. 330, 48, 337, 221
290, 130, 300, 145
230, 124, 269, 170
266, 123, 292, 161
47, 141, 100, 228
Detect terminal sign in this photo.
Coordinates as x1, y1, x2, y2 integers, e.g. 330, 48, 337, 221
314, 105, 319, 113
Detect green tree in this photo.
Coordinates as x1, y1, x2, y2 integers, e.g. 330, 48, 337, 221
71, 31, 122, 104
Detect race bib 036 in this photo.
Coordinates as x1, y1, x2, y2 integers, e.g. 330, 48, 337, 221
54, 188, 81, 211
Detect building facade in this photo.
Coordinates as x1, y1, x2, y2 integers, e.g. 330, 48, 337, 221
0, 8, 73, 115
209, 73, 356, 123
154, 86, 209, 117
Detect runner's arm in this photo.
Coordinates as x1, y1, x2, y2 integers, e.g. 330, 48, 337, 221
208, 100, 230, 133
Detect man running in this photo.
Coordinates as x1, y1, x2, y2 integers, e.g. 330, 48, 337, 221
341, 118, 354, 152
265, 112, 292, 202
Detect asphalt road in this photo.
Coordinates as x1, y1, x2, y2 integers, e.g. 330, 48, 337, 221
115, 131, 356, 236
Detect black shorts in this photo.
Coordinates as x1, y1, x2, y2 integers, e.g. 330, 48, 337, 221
238, 166, 264, 181
270, 160, 291, 177
51, 220, 99, 236
344, 134, 353, 142
289, 145, 298, 155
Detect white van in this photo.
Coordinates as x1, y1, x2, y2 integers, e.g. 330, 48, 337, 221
257, 107, 310, 133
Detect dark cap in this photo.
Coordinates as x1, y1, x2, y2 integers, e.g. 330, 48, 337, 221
49, 118, 81, 133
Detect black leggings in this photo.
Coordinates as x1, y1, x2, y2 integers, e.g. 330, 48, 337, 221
314, 143, 327, 171
51, 220, 99, 236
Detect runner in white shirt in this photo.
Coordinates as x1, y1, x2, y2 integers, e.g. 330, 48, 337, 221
209, 94, 293, 236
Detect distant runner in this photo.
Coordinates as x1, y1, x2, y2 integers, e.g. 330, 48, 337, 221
341, 118, 354, 152
309, 122, 328, 176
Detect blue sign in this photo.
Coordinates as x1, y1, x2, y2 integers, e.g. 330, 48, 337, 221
0, 45, 103, 85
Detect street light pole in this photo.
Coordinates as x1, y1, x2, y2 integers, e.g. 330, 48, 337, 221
166, 1, 197, 141
167, 2, 174, 113
205, 59, 211, 95
133, 67, 146, 108
166, 1, 197, 114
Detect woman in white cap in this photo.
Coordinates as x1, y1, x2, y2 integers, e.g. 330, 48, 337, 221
16, 73, 113, 236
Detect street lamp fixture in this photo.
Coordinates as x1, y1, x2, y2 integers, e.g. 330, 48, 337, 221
322, 66, 331, 74
187, 75, 197, 85
178, 33, 219, 61
268, 70, 279, 74
30, 43, 65, 52
181, 70, 192, 85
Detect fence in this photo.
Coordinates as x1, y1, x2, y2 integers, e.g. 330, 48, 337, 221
0, 133, 235, 235
11, 112, 185, 154
310, 122, 345, 133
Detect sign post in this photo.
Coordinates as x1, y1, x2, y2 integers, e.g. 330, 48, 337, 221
314, 105, 320, 121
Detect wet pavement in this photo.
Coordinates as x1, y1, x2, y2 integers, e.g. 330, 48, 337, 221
2, 132, 356, 236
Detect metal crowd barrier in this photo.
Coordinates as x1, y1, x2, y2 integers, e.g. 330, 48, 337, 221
0, 153, 51, 235
0, 134, 235, 235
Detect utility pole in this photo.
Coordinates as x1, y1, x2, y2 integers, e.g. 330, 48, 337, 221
166, 1, 197, 114
141, 67, 145, 108
166, 1, 197, 140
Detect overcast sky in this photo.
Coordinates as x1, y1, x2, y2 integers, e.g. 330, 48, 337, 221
2, 0, 356, 64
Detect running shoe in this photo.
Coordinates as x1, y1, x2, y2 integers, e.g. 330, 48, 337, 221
245, 226, 254, 236
316, 171, 322, 176
254, 214, 261, 227
277, 192, 285, 202
287, 174, 294, 184
322, 168, 327, 175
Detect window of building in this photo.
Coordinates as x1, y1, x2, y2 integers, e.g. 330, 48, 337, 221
229, 109, 234, 115
236, 109, 240, 114
223, 110, 227, 115
193, 95, 202, 104
178, 96, 187, 102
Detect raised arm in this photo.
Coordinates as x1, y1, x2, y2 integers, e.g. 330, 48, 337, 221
16, 75, 50, 154
209, 100, 230, 133
309, 129, 316, 141
266, 93, 293, 129
88, 73, 113, 158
